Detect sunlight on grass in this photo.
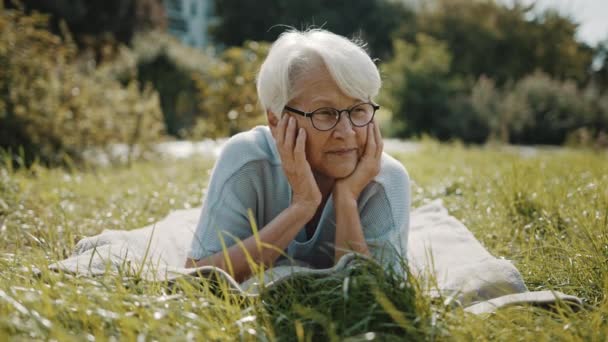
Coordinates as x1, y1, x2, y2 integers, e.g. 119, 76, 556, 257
1, 143, 607, 340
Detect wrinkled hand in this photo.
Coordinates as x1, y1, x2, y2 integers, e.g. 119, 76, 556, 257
270, 115, 322, 213
334, 121, 383, 201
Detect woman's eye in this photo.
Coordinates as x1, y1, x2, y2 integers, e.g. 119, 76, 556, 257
315, 109, 336, 116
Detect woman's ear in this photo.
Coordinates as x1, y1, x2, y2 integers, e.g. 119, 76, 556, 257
267, 110, 279, 128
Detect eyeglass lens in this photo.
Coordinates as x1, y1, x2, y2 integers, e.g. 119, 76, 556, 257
311, 103, 375, 130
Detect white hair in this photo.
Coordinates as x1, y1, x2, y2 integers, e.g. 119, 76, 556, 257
256, 29, 381, 118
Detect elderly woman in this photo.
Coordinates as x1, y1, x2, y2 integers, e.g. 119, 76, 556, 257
185, 29, 410, 281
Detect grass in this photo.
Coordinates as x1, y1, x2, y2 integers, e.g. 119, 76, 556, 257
1, 141, 607, 340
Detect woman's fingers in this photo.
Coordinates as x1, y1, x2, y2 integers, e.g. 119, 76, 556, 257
374, 120, 383, 159
364, 123, 377, 159
289, 127, 321, 207
284, 117, 296, 154
276, 114, 288, 146
294, 128, 307, 165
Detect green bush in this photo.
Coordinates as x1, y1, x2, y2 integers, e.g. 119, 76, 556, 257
406, 0, 594, 85
380, 35, 488, 142
0, 8, 165, 166
191, 41, 269, 138
130, 31, 217, 138
564, 84, 608, 148
505, 72, 592, 145
470, 73, 605, 145
471, 76, 530, 143
118, 32, 268, 139
471, 72, 604, 144
382, 39, 603, 145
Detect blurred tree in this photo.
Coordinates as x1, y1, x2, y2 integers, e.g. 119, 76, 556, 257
469, 72, 605, 145
130, 31, 217, 137
578, 82, 608, 146
0, 7, 164, 166
137, 54, 199, 137
380, 0, 601, 144
380, 34, 488, 142
471, 76, 530, 143
529, 10, 595, 83
209, 0, 414, 60
7, 0, 166, 58
470, 77, 503, 141
406, 0, 594, 85
192, 41, 270, 138
72, 30, 269, 140
592, 41, 608, 91
508, 72, 592, 144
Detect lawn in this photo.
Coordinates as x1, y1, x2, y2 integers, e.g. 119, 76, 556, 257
1, 141, 606, 340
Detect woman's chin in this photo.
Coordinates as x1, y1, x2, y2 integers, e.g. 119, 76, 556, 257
323, 163, 357, 179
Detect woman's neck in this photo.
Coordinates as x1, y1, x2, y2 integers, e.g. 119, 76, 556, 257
313, 171, 335, 201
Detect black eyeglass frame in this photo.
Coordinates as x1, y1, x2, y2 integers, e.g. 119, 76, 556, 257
283, 102, 380, 131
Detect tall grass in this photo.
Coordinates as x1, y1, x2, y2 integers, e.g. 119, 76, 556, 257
1, 142, 606, 340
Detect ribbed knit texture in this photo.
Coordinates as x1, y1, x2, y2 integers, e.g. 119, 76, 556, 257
188, 125, 410, 270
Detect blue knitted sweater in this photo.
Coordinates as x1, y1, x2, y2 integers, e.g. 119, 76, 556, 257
188, 125, 410, 270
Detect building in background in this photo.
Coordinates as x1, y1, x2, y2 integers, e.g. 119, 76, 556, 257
164, 0, 215, 48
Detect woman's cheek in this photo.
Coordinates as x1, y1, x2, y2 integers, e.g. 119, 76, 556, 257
357, 129, 368, 155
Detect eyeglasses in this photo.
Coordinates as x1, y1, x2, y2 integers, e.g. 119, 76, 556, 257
283, 102, 379, 131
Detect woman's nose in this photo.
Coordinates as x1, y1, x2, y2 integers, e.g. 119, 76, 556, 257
332, 111, 355, 136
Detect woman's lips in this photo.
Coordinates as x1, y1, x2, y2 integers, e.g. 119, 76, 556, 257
327, 148, 357, 156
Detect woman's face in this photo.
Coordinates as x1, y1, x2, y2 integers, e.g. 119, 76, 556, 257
272, 66, 370, 180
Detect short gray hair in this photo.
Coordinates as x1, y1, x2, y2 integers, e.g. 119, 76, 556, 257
256, 29, 381, 118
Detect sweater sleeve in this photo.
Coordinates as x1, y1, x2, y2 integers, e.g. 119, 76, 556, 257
187, 143, 262, 261
358, 162, 411, 274
188, 170, 260, 260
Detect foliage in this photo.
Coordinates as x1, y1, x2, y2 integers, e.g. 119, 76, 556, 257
380, 35, 488, 142
130, 31, 218, 138
378, 0, 606, 144
209, 0, 414, 60
0, 7, 165, 166
106, 32, 268, 139
594, 41, 608, 90
580, 83, 608, 145
506, 72, 595, 145
261, 257, 424, 340
192, 41, 269, 138
470, 72, 608, 145
471, 76, 529, 143
0, 5, 270, 162
1, 145, 607, 339
382, 35, 606, 144
9, 0, 167, 49
408, 0, 595, 85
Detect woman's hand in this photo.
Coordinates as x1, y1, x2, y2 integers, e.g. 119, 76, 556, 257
271, 115, 322, 214
334, 121, 383, 202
